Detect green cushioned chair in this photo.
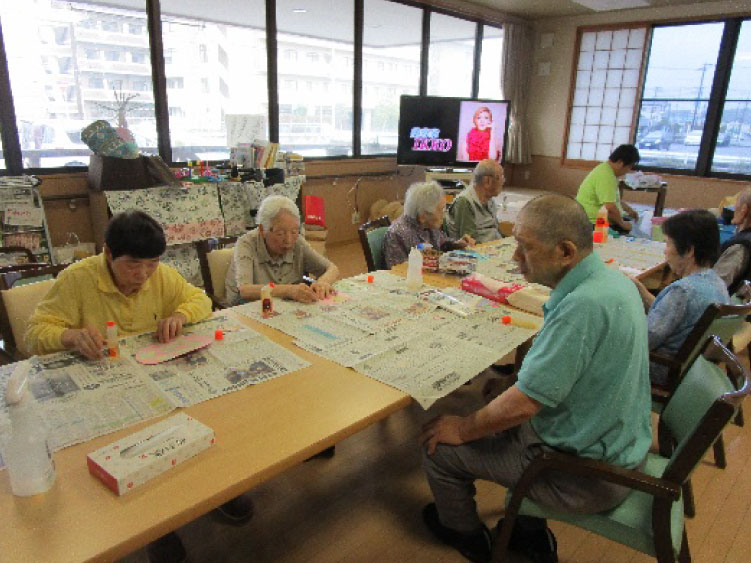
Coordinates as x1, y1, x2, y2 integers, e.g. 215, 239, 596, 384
358, 216, 391, 272
650, 297, 751, 516
493, 336, 750, 563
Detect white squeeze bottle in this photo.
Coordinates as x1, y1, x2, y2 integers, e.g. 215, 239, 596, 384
3, 362, 56, 496
406, 246, 423, 292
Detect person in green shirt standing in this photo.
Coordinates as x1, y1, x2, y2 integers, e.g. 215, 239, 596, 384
576, 144, 640, 233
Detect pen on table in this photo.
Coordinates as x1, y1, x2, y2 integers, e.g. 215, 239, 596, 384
119, 425, 182, 459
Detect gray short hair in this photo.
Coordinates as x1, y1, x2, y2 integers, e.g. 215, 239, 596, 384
518, 194, 593, 252
473, 159, 499, 185
403, 181, 445, 219
257, 195, 300, 231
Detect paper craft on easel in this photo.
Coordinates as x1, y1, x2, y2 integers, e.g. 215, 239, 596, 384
135, 334, 215, 365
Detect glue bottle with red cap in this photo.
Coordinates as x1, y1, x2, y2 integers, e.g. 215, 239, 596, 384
261, 283, 275, 318
594, 206, 609, 243
106, 321, 119, 359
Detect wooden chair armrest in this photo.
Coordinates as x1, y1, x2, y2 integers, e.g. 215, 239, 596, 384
510, 450, 680, 506
649, 350, 681, 370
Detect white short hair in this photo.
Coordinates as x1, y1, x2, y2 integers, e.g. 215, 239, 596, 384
403, 181, 444, 219
257, 195, 300, 231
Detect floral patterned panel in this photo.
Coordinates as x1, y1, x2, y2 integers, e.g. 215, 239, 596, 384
218, 182, 251, 237
162, 243, 203, 287
243, 180, 267, 211
4, 232, 42, 250
106, 185, 224, 245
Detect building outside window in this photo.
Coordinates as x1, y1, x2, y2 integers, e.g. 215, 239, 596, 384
478, 25, 503, 99
160, 0, 268, 162
428, 12, 475, 97
361, 0, 421, 156
0, 0, 157, 168
277, 0, 354, 157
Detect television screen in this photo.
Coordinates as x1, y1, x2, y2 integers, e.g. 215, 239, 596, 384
396, 95, 510, 167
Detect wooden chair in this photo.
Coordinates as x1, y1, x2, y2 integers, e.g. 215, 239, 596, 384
195, 236, 238, 310
0, 262, 52, 276
0, 264, 68, 362
492, 336, 750, 563
649, 299, 751, 516
0, 246, 35, 265
650, 301, 751, 403
358, 216, 391, 272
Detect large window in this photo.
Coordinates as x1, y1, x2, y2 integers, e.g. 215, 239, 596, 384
712, 20, 751, 175
635, 23, 724, 170
478, 25, 503, 99
361, 0, 421, 156
563, 16, 750, 179
1, 0, 157, 169
160, 0, 267, 163
427, 12, 476, 98
0, 0, 504, 171
277, 0, 353, 158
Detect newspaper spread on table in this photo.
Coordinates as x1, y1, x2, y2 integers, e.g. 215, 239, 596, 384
473, 237, 665, 281
595, 237, 666, 275
0, 315, 310, 468
235, 271, 539, 408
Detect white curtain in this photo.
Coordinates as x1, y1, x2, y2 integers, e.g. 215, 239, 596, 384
501, 22, 533, 165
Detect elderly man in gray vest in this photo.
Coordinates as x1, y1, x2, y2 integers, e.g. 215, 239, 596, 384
445, 159, 505, 243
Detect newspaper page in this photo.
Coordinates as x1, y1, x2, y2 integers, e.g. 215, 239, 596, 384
354, 332, 500, 409
474, 239, 529, 284
596, 238, 666, 275
127, 316, 309, 406
0, 352, 175, 458
0, 315, 310, 467
139, 330, 310, 406
295, 316, 442, 367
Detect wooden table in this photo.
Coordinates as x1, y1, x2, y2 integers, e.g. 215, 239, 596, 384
0, 311, 411, 562
619, 180, 668, 217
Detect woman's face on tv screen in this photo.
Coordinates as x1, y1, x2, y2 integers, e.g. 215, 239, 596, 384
474, 110, 491, 130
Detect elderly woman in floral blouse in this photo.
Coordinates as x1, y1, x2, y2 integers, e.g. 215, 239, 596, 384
383, 181, 475, 268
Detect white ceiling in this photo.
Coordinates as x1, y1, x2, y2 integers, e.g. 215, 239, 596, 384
462, 0, 716, 20
88, 0, 716, 46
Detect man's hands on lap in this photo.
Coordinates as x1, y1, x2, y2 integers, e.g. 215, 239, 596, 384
421, 415, 468, 455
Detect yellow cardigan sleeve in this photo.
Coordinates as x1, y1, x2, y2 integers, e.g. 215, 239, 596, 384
24, 269, 83, 356
160, 264, 212, 324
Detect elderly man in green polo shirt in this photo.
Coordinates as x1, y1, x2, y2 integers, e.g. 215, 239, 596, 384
421, 194, 651, 563
446, 159, 505, 243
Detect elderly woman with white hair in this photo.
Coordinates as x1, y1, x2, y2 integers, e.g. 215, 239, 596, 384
224, 195, 339, 305
383, 181, 475, 268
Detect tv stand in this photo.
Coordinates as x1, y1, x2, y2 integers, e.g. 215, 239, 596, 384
425, 169, 473, 201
